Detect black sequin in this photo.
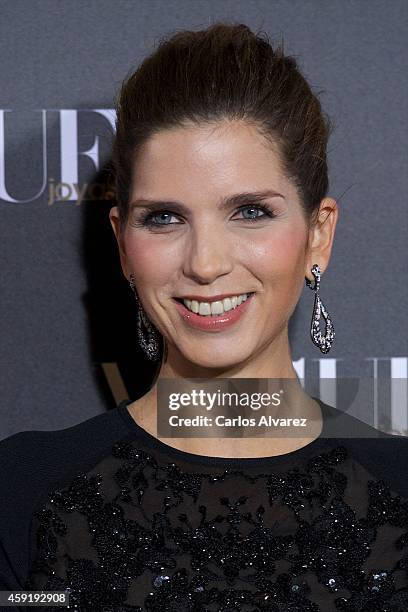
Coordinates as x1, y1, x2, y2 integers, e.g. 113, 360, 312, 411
24, 440, 408, 611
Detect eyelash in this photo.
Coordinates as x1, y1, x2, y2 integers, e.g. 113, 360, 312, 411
137, 204, 277, 228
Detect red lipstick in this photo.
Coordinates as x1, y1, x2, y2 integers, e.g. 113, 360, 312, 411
173, 293, 255, 332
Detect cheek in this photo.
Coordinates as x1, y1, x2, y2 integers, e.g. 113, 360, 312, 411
249, 225, 307, 318
124, 233, 182, 287
250, 224, 307, 277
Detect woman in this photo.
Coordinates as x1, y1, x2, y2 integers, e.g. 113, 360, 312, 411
1, 22, 407, 612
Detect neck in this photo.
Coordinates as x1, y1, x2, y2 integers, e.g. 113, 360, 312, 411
127, 330, 322, 458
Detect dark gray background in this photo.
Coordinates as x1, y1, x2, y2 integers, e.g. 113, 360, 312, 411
0, 0, 407, 440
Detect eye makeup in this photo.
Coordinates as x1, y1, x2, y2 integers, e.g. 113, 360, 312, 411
130, 203, 279, 229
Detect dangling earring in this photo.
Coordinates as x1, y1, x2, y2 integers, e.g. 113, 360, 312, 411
128, 274, 160, 361
305, 264, 335, 354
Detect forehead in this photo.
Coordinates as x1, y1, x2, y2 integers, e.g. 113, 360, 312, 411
130, 120, 297, 201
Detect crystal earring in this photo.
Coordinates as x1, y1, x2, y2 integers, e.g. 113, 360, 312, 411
305, 264, 335, 354
128, 274, 160, 361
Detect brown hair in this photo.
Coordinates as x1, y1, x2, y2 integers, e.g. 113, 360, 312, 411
111, 22, 333, 233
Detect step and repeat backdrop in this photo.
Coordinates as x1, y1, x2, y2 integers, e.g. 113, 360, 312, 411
1, 0, 407, 440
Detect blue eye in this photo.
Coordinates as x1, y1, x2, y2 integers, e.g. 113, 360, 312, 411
139, 204, 276, 227
237, 205, 271, 220
146, 212, 175, 225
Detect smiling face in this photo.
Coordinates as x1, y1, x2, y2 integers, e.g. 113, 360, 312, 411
110, 119, 337, 373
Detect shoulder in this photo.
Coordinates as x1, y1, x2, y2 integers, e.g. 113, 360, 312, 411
0, 402, 134, 506
0, 401, 133, 475
0, 402, 133, 588
319, 399, 408, 498
344, 429, 408, 492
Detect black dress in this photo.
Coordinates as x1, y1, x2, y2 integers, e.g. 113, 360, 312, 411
1, 398, 408, 611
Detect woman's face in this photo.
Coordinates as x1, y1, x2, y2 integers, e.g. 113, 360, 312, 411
110, 119, 336, 370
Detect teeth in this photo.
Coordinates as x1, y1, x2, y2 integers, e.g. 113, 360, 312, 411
190, 301, 199, 314
182, 293, 252, 316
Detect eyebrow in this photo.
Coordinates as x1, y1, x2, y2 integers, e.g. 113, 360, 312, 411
129, 189, 285, 214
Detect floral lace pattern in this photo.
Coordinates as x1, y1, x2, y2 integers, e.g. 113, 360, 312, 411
25, 440, 408, 611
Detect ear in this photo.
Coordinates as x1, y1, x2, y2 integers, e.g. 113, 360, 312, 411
109, 206, 129, 280
305, 197, 339, 281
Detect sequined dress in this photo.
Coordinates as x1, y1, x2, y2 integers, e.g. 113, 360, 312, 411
1, 398, 408, 612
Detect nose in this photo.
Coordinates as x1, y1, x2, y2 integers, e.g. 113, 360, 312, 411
183, 225, 233, 284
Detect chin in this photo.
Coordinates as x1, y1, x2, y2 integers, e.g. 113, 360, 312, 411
181, 346, 253, 372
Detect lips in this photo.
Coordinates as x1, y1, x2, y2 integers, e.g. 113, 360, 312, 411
175, 292, 254, 303
173, 292, 255, 332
